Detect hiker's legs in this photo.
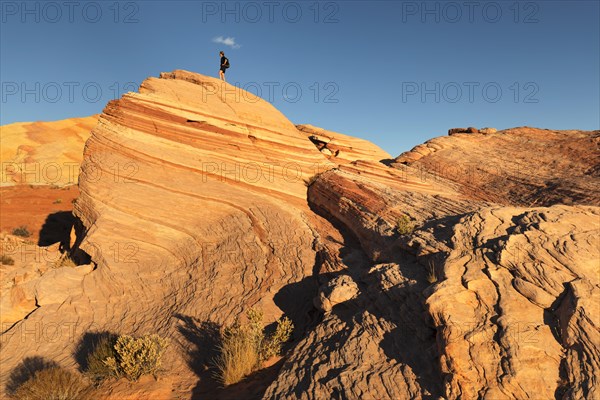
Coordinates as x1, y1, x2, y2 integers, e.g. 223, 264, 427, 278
219, 70, 226, 82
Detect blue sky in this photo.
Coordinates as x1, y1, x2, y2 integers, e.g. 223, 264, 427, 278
1, 0, 598, 156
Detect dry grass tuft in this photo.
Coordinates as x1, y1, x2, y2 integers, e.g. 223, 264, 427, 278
12, 366, 94, 400
215, 308, 293, 386
54, 255, 77, 269
85, 334, 119, 382
426, 260, 438, 284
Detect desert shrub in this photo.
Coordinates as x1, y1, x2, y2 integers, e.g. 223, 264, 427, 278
396, 215, 415, 235
1, 254, 15, 265
215, 320, 261, 385
215, 308, 293, 385
85, 334, 118, 382
246, 308, 265, 355
53, 199, 62, 204
103, 334, 169, 382
54, 255, 77, 269
261, 317, 293, 360
12, 366, 94, 400
12, 226, 32, 238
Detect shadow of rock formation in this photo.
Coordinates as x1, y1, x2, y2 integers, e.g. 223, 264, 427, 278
37, 211, 74, 249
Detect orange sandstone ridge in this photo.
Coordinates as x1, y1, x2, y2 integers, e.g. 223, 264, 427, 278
1, 115, 98, 186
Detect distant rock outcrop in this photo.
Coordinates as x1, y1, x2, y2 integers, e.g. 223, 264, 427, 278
1, 116, 97, 186
448, 126, 479, 135
479, 127, 497, 134
395, 126, 600, 206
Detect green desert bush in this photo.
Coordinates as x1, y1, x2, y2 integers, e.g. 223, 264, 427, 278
12, 366, 94, 400
103, 334, 169, 382
12, 226, 32, 238
1, 254, 15, 265
215, 308, 293, 386
396, 215, 415, 235
261, 316, 293, 360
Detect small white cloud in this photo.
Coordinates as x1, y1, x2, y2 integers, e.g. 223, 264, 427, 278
212, 36, 241, 49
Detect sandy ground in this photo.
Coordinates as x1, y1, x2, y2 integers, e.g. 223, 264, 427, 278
0, 185, 79, 244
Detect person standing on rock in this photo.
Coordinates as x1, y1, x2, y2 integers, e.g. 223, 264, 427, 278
219, 51, 230, 82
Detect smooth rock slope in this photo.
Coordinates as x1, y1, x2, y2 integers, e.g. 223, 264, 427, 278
1, 115, 97, 186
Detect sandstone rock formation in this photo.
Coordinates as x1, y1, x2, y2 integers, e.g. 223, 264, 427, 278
479, 127, 497, 134
1, 70, 597, 400
1, 116, 97, 186
0, 236, 93, 328
1, 70, 335, 398
395, 126, 600, 206
313, 274, 360, 312
268, 173, 599, 400
448, 127, 479, 135
0, 116, 93, 238
297, 124, 392, 164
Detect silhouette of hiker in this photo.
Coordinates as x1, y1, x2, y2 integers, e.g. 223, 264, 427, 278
219, 51, 230, 82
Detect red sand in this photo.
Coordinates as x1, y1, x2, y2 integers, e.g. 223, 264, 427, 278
0, 185, 79, 241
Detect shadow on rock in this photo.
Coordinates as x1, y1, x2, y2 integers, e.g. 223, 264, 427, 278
175, 314, 285, 400
6, 356, 60, 395
37, 211, 92, 266
37, 211, 75, 249
273, 275, 322, 337
379, 158, 396, 166
276, 214, 444, 398
175, 314, 220, 378
174, 314, 222, 399
203, 358, 285, 400
73, 330, 118, 373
